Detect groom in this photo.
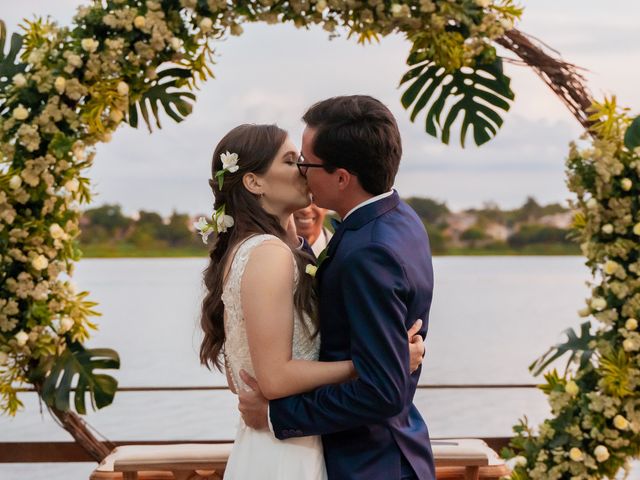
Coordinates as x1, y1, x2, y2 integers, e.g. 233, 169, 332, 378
239, 95, 435, 479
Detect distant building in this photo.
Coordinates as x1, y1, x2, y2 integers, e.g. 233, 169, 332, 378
538, 211, 574, 229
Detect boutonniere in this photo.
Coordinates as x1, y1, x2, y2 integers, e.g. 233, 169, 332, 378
305, 264, 318, 277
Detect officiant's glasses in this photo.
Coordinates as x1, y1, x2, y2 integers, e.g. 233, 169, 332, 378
296, 154, 326, 177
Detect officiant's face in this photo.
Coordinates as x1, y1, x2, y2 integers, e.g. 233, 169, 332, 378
259, 136, 310, 215
301, 127, 338, 210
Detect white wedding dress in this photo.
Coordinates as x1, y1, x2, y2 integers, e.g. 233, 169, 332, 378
221, 234, 327, 480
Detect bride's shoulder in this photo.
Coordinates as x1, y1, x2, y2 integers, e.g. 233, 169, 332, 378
248, 234, 291, 257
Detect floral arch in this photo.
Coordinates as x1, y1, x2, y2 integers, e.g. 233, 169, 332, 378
0, 1, 638, 477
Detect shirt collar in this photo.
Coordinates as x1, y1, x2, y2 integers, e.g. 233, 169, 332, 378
343, 190, 394, 220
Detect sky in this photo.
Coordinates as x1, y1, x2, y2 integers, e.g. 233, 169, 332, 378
3, 1, 639, 216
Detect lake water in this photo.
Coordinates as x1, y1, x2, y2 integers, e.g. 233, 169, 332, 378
2, 257, 637, 478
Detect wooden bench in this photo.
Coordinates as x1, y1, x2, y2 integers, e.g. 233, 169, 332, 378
90, 438, 509, 480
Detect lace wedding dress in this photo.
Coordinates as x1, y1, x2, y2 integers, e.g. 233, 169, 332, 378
221, 234, 327, 480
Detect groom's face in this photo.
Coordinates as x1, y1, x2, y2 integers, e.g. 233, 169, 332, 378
301, 126, 337, 210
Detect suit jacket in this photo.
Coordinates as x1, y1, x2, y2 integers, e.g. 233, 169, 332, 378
270, 191, 435, 479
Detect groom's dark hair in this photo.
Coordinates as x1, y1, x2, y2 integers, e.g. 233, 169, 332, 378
302, 95, 402, 195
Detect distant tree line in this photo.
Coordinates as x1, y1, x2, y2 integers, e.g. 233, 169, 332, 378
79, 197, 579, 255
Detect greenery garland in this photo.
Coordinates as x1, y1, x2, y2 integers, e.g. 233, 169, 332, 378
1, 0, 638, 477
504, 99, 640, 478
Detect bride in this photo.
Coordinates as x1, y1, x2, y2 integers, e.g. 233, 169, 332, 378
197, 124, 423, 479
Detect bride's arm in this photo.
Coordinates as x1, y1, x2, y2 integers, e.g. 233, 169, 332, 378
241, 241, 355, 401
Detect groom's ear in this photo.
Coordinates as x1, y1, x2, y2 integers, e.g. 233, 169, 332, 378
336, 168, 353, 192
242, 172, 263, 196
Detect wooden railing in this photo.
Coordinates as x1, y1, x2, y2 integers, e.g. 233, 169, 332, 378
1, 383, 539, 463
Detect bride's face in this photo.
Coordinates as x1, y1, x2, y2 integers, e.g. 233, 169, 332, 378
258, 136, 311, 216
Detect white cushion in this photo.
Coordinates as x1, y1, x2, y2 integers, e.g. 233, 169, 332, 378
96, 444, 233, 472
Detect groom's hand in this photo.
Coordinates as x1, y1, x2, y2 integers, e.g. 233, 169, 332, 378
408, 319, 425, 373
238, 369, 269, 430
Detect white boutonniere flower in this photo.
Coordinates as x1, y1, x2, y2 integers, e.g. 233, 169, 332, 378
305, 264, 318, 277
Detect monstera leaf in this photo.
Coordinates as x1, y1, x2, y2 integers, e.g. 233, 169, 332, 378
41, 342, 120, 414
400, 55, 514, 147
128, 67, 196, 132
0, 20, 27, 92
624, 115, 640, 151
529, 321, 595, 377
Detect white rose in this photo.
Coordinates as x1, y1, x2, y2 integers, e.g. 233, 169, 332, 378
621, 178, 632, 191
586, 198, 598, 209
54, 76, 66, 94
134, 15, 146, 28
633, 223, 640, 236
13, 73, 27, 87
32, 254, 49, 271
117, 81, 130, 96
9, 175, 22, 190
594, 445, 609, 463
601, 224, 614, 234
625, 318, 638, 330
590, 297, 607, 311
81, 38, 99, 53
49, 223, 66, 239
110, 109, 124, 123
199, 17, 213, 32
316, 0, 327, 11
565, 380, 579, 397
12, 105, 29, 120
0, 351, 8, 365
64, 178, 80, 192
613, 415, 629, 430
59, 317, 74, 333
569, 447, 584, 462
169, 37, 182, 50
475, 0, 491, 7
623, 338, 639, 352
603, 260, 619, 275
15, 331, 29, 347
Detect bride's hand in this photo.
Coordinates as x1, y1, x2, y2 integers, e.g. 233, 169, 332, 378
408, 319, 425, 373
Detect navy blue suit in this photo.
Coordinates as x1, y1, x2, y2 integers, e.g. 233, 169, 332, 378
270, 191, 435, 479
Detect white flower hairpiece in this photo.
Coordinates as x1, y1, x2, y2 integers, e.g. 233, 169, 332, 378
215, 151, 239, 190
194, 204, 234, 243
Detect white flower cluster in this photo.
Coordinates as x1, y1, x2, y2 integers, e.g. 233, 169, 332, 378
507, 99, 640, 479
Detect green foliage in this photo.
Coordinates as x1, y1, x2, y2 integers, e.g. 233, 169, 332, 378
128, 68, 196, 132
624, 115, 640, 150
508, 225, 572, 248
529, 321, 595, 376
41, 342, 119, 414
405, 197, 450, 224
400, 56, 514, 147
0, 20, 26, 93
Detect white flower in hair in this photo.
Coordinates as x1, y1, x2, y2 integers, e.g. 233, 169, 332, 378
216, 213, 235, 233
194, 216, 214, 244
221, 151, 239, 173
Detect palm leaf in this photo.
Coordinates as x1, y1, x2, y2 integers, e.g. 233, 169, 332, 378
41, 341, 120, 414
0, 20, 27, 92
400, 56, 514, 147
624, 115, 640, 150
128, 68, 196, 132
529, 321, 595, 377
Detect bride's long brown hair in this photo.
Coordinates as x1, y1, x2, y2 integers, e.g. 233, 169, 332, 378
200, 124, 318, 371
